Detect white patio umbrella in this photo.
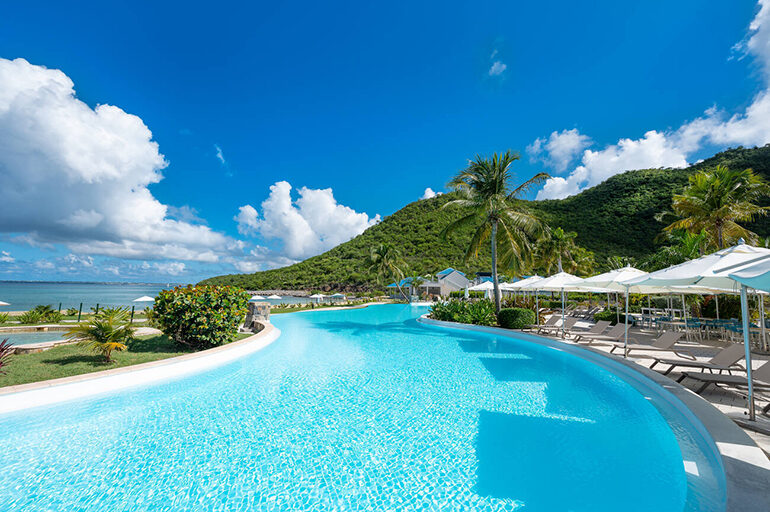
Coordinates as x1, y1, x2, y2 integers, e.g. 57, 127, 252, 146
728, 255, 770, 421
501, 276, 544, 325
267, 294, 282, 300
469, 281, 496, 299
0, 301, 9, 306
133, 296, 155, 302
520, 272, 585, 337
249, 295, 266, 301
626, 241, 770, 292
309, 293, 326, 300
627, 241, 770, 421
577, 267, 650, 355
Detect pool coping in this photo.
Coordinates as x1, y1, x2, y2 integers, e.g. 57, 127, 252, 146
417, 315, 770, 512
0, 322, 280, 414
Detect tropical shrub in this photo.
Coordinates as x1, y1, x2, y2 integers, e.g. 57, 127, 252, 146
429, 299, 496, 326
497, 308, 536, 329
463, 300, 497, 326
65, 309, 135, 362
17, 310, 42, 324
66, 307, 79, 316
430, 300, 467, 322
449, 290, 485, 298
152, 286, 250, 350
20, 305, 63, 323
0, 312, 8, 324
0, 339, 13, 374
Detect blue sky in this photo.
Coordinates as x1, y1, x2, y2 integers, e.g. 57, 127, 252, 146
0, 1, 769, 282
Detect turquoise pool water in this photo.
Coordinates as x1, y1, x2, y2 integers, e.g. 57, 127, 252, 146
0, 330, 66, 345
0, 304, 723, 511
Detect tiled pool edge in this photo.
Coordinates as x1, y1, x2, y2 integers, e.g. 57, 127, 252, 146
0, 322, 280, 414
417, 315, 770, 512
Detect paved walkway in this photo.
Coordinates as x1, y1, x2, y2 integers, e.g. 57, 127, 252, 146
542, 317, 770, 456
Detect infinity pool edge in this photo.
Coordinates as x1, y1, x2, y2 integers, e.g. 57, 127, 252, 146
417, 314, 770, 512
0, 322, 281, 414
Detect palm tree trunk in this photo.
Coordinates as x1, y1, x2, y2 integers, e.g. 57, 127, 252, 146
716, 223, 724, 249
395, 282, 408, 302
557, 255, 563, 272
491, 219, 501, 313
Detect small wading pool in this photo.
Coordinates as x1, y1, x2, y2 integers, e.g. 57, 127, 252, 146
0, 304, 725, 511
0, 330, 67, 346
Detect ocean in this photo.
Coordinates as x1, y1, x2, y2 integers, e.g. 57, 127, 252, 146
0, 282, 179, 312
0, 281, 311, 312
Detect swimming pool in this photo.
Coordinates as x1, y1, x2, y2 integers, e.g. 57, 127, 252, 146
0, 329, 67, 346
0, 304, 724, 511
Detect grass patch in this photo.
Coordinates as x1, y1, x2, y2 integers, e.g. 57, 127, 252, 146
0, 332, 249, 388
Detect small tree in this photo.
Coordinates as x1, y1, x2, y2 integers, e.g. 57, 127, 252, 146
664, 165, 770, 249
151, 286, 250, 350
65, 308, 134, 362
368, 244, 409, 301
0, 339, 13, 374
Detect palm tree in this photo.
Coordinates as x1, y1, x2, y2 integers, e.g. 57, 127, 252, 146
537, 226, 577, 273
368, 244, 409, 301
441, 150, 548, 313
664, 165, 770, 249
65, 307, 135, 362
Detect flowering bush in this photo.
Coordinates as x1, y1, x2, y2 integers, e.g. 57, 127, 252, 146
150, 285, 250, 350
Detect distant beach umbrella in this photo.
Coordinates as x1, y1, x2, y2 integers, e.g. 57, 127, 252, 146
249, 295, 266, 301
133, 296, 155, 302
267, 294, 282, 300
0, 301, 9, 306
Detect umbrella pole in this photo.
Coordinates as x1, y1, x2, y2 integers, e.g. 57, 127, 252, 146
561, 289, 565, 338
715, 294, 720, 320
624, 288, 629, 358
536, 292, 539, 327
740, 285, 756, 421
615, 293, 620, 324
758, 293, 767, 350
681, 294, 688, 341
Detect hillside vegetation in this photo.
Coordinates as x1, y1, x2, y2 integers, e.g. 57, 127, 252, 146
201, 146, 770, 291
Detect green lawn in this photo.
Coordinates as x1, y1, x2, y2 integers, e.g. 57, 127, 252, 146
0, 332, 254, 388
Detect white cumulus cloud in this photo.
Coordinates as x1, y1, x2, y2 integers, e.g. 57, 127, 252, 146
527, 129, 592, 173
421, 187, 442, 200
0, 58, 241, 263
536, 1, 770, 200
236, 181, 380, 260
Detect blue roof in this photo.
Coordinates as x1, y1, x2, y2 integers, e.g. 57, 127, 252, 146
437, 267, 465, 277
386, 278, 413, 288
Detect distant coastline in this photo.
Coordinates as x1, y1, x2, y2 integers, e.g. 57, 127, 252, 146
0, 280, 187, 286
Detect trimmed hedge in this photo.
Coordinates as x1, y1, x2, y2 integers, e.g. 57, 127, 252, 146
497, 308, 536, 329
150, 285, 250, 350
593, 309, 630, 325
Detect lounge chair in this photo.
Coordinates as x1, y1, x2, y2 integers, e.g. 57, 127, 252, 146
573, 323, 626, 345
678, 361, 770, 394
532, 315, 559, 333
536, 317, 577, 337
650, 343, 746, 375
569, 320, 611, 342
608, 331, 691, 359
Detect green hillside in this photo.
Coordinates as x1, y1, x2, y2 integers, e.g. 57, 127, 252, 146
201, 145, 770, 291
